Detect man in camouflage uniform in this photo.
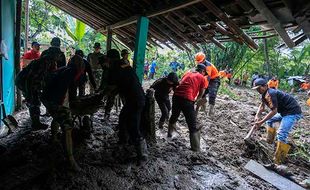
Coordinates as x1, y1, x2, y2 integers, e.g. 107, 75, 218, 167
41, 37, 67, 69
87, 42, 104, 93
41, 55, 85, 171
15, 49, 61, 130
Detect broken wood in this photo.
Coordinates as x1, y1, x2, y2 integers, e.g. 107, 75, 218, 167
245, 160, 305, 190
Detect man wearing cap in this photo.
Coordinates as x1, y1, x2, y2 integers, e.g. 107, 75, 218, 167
150, 72, 179, 129
103, 49, 147, 161
21, 41, 41, 69
168, 64, 208, 152
253, 78, 302, 164
195, 52, 220, 116
121, 49, 131, 66
87, 42, 104, 93
41, 37, 67, 69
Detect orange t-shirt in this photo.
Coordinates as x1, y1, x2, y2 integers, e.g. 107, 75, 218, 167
301, 82, 310, 90
204, 61, 219, 80
307, 98, 310, 106
268, 80, 279, 89
219, 70, 227, 78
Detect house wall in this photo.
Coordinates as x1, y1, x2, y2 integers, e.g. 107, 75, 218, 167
1, 0, 16, 115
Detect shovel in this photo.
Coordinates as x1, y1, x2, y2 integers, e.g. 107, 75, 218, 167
244, 125, 257, 141
1, 101, 18, 133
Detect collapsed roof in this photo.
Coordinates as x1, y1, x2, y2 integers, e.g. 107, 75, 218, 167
45, 0, 310, 50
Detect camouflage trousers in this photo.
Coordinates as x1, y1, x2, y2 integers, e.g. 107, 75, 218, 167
90, 69, 102, 93
42, 101, 73, 131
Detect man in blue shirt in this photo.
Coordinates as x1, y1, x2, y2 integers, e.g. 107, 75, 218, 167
169, 59, 181, 72
149, 58, 157, 79
252, 78, 302, 164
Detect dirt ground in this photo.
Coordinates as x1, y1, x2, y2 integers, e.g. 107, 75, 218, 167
0, 82, 309, 190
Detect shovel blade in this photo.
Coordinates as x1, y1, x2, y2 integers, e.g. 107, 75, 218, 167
2, 115, 18, 133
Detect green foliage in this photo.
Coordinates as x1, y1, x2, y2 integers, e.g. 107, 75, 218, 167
218, 79, 240, 100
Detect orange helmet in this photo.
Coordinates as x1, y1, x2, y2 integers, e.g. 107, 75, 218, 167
195, 52, 206, 63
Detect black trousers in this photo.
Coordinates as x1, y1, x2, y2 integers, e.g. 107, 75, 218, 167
155, 96, 171, 122
169, 96, 198, 133
118, 102, 144, 144
203, 77, 220, 105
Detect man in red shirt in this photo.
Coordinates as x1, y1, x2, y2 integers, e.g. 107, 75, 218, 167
21, 41, 41, 69
168, 64, 208, 152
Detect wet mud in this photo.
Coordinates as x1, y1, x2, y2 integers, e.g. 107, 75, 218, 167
0, 85, 309, 190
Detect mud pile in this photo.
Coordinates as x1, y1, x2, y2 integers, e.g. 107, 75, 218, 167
0, 85, 308, 190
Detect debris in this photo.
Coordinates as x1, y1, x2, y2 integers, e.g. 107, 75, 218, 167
245, 160, 305, 190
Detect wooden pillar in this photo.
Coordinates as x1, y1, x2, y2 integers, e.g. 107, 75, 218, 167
263, 33, 271, 78
106, 26, 112, 51
15, 0, 22, 110
24, 0, 29, 50
133, 16, 149, 83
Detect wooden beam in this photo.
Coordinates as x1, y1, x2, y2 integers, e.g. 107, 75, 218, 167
15, 0, 22, 110
173, 11, 225, 50
249, 0, 295, 48
106, 27, 112, 51
155, 17, 200, 49
150, 21, 191, 51
201, 0, 259, 50
98, 0, 203, 32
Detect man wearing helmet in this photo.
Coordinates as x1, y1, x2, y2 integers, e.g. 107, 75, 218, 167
195, 52, 220, 116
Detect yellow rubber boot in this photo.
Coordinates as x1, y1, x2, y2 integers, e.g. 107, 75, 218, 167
266, 127, 276, 144
274, 141, 291, 165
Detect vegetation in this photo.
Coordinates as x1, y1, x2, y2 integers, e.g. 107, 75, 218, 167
24, 0, 309, 86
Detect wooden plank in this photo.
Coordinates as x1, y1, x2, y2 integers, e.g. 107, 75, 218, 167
98, 0, 203, 32
244, 160, 305, 190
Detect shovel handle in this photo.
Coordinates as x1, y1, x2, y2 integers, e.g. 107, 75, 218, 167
0, 102, 6, 118
244, 125, 256, 140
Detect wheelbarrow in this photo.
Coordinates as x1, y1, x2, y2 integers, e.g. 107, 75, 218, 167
70, 93, 104, 132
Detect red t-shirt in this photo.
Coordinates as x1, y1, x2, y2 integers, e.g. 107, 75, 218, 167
174, 71, 206, 101
21, 49, 40, 68
23, 49, 40, 60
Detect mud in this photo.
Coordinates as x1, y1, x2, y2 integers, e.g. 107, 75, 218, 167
0, 84, 309, 190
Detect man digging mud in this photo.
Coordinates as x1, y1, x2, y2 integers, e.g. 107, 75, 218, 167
168, 64, 208, 151
102, 49, 148, 162
252, 78, 302, 165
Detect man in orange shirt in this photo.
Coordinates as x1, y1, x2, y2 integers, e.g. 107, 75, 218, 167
195, 52, 220, 116
268, 76, 279, 89
21, 41, 41, 69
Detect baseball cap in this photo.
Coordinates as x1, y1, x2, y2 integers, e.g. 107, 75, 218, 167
31, 41, 40, 46
252, 78, 267, 89
93, 42, 101, 49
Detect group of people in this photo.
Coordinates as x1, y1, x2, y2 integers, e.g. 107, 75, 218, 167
16, 37, 141, 170
16, 39, 304, 172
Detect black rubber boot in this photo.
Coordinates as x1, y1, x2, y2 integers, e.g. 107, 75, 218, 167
190, 131, 200, 152
135, 138, 148, 162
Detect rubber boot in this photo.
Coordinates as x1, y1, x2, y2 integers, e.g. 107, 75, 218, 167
158, 121, 165, 129
190, 131, 201, 152
65, 129, 81, 171
208, 104, 215, 116
266, 127, 276, 144
167, 123, 177, 138
135, 138, 148, 161
274, 141, 291, 165
31, 115, 48, 130
51, 120, 60, 142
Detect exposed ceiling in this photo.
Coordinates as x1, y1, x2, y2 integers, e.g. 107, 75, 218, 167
45, 0, 310, 51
